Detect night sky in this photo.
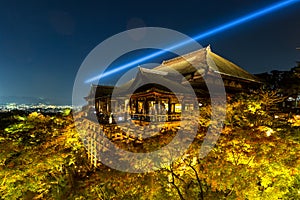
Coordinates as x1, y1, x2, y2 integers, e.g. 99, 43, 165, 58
0, 0, 299, 104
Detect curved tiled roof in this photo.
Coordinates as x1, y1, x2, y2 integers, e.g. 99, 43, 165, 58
113, 67, 191, 95
153, 46, 260, 82
207, 48, 259, 82
87, 46, 260, 100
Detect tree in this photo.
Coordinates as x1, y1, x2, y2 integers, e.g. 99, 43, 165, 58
0, 91, 300, 199
157, 92, 300, 199
0, 111, 89, 199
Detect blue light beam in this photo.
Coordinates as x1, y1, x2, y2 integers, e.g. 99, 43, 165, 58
85, 0, 300, 83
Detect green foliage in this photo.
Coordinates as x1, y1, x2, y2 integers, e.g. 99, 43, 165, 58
0, 112, 88, 199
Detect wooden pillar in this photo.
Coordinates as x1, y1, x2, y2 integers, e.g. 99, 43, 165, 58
144, 98, 147, 114
123, 99, 128, 121
129, 98, 132, 115
95, 100, 99, 112
135, 99, 138, 114
98, 100, 101, 111
158, 97, 161, 114
167, 98, 171, 121
168, 98, 171, 115
106, 98, 109, 113
141, 98, 145, 114
114, 100, 118, 113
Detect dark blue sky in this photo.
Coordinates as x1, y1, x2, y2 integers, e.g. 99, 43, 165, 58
0, 0, 299, 104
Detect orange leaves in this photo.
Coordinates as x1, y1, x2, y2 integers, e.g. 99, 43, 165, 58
210, 180, 218, 191
221, 126, 232, 135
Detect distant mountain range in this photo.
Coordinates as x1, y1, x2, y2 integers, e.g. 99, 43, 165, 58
0, 96, 70, 106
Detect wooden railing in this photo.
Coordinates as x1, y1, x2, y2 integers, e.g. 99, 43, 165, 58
130, 114, 181, 122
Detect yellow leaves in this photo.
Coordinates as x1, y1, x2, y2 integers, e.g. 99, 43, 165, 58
28, 112, 39, 118
0, 112, 92, 199
0, 136, 5, 142
225, 150, 253, 166
14, 115, 26, 121
257, 126, 274, 137
222, 126, 232, 135
247, 102, 261, 114
253, 164, 295, 199
1, 173, 8, 186
28, 112, 46, 121
260, 176, 273, 188
167, 174, 172, 182
68, 157, 76, 166
289, 115, 300, 126
191, 156, 198, 166
231, 139, 240, 145
53, 117, 66, 126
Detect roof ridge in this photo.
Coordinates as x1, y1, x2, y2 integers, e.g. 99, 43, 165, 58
159, 46, 208, 67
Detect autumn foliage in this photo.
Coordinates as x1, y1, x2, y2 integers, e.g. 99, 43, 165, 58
0, 91, 300, 199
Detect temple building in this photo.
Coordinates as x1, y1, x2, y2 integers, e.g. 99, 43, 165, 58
85, 46, 261, 123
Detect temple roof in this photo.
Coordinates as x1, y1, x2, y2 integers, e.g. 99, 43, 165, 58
112, 67, 192, 96
154, 46, 259, 82
86, 46, 260, 100
85, 84, 114, 100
